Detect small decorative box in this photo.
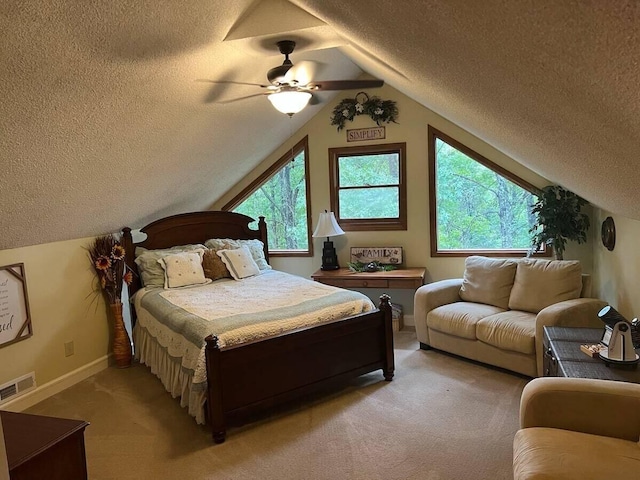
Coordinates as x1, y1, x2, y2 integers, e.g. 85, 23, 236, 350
580, 344, 605, 359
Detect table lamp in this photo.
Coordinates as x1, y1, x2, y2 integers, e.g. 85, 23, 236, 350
313, 211, 345, 270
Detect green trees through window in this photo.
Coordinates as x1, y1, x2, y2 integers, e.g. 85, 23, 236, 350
224, 137, 312, 256
329, 143, 407, 231
428, 126, 541, 256
338, 153, 400, 219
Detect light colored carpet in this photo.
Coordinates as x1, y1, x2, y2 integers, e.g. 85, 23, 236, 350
25, 331, 528, 479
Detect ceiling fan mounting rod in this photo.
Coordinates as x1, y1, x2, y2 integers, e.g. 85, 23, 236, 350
276, 40, 296, 57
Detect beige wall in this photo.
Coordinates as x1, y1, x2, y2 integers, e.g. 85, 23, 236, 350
592, 209, 640, 320
0, 237, 111, 403
214, 84, 595, 320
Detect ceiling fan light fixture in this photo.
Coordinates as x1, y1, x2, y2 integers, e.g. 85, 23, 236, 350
267, 90, 312, 116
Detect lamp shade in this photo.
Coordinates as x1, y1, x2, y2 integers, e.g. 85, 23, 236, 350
267, 90, 312, 116
313, 211, 345, 238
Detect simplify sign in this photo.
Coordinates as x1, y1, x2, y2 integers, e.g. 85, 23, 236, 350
346, 127, 386, 142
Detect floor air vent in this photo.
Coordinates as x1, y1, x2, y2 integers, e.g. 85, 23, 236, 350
0, 372, 36, 405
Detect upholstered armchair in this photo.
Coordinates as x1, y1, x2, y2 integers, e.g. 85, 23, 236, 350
513, 377, 640, 479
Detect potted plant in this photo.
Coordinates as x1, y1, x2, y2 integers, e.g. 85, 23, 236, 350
529, 185, 590, 260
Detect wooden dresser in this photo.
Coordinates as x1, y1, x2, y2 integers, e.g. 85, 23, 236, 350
1, 411, 89, 480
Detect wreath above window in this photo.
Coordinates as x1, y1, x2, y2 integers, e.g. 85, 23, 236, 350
330, 92, 398, 131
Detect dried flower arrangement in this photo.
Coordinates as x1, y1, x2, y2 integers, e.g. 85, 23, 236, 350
88, 234, 132, 305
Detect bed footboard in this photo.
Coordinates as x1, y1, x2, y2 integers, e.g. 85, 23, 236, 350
204, 294, 394, 443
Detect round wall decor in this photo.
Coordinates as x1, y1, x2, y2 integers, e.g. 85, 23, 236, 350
601, 216, 616, 251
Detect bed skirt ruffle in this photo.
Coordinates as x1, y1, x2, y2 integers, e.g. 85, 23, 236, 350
133, 322, 207, 424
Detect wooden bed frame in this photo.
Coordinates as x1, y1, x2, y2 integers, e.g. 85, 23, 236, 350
122, 210, 394, 443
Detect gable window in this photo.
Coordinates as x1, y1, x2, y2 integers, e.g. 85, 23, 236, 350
428, 126, 544, 257
223, 136, 312, 256
329, 143, 407, 231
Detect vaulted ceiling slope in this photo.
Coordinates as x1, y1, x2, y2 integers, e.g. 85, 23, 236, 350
1, 0, 639, 250
296, 0, 640, 213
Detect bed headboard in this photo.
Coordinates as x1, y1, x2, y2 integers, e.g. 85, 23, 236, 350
122, 211, 268, 298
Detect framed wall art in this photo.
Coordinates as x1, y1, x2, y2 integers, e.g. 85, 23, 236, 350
0, 263, 33, 348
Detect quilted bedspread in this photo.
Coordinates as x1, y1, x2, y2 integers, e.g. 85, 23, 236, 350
133, 270, 375, 390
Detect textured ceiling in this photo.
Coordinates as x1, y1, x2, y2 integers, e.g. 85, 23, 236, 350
1, 0, 639, 249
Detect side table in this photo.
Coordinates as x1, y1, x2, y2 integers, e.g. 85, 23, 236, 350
543, 326, 640, 383
311, 267, 425, 290
311, 267, 426, 332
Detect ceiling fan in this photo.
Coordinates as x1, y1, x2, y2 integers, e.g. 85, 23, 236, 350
204, 40, 384, 116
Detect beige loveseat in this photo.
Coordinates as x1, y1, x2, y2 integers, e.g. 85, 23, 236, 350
414, 256, 606, 377
513, 377, 640, 479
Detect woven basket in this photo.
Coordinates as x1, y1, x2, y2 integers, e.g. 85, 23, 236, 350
110, 303, 132, 368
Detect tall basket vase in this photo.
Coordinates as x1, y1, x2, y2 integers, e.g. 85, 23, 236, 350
110, 302, 132, 368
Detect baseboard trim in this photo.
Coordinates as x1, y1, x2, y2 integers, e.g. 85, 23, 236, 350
1, 355, 111, 412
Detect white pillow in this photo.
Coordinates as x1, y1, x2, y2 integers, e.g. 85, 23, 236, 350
158, 250, 210, 289
135, 244, 206, 287
216, 247, 261, 280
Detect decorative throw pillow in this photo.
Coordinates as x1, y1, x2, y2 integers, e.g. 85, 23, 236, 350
459, 256, 517, 309
205, 238, 271, 270
216, 247, 261, 280
202, 248, 231, 281
508, 258, 582, 314
134, 244, 206, 287
158, 250, 210, 289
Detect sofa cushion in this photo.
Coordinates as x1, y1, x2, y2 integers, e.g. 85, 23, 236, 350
513, 427, 640, 480
508, 259, 582, 314
459, 256, 517, 309
476, 311, 536, 355
427, 302, 505, 340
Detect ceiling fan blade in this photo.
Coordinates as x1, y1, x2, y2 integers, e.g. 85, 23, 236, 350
309, 79, 384, 91
216, 92, 269, 104
197, 79, 271, 88
284, 60, 323, 87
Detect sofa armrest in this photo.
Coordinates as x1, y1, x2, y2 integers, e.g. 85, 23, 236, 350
414, 279, 462, 345
520, 377, 640, 441
534, 298, 607, 375
415, 279, 463, 313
